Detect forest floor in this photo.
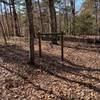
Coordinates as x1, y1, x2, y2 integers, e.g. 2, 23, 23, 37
0, 37, 100, 100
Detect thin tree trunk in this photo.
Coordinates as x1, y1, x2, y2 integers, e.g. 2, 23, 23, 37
18, 4, 22, 36
37, 0, 44, 33
48, 0, 58, 44
1, 8, 7, 36
64, 0, 69, 34
69, 14, 72, 35
70, 0, 75, 35
25, 0, 35, 64
0, 21, 7, 45
9, 0, 14, 36
11, 0, 21, 36
59, 3, 61, 32
4, 3, 10, 38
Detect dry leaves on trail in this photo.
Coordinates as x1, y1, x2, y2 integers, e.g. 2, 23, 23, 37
0, 38, 100, 100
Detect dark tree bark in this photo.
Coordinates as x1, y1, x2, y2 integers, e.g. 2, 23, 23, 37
9, 0, 14, 36
0, 21, 7, 45
48, 0, 58, 44
0, 7, 7, 35
4, 3, 10, 37
37, 0, 44, 33
58, 3, 61, 32
95, 0, 98, 24
70, 0, 75, 35
25, 0, 35, 64
64, 0, 69, 34
11, 0, 21, 36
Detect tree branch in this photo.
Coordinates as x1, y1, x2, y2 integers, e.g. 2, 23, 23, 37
0, 0, 12, 5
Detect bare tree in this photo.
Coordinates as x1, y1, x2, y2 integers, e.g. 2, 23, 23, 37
70, 0, 75, 35
0, 21, 7, 45
37, 0, 44, 33
9, 0, 14, 36
25, 0, 35, 64
11, 0, 21, 36
48, 0, 58, 44
4, 3, 10, 37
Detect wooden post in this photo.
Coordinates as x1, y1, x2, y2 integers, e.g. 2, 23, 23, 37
61, 32, 64, 61
38, 32, 42, 58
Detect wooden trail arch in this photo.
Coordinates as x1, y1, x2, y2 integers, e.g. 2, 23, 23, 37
38, 32, 65, 61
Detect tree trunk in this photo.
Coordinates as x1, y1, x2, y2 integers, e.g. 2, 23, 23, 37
0, 21, 7, 45
9, 0, 14, 36
48, 0, 58, 44
59, 3, 61, 32
37, 0, 44, 33
64, 0, 69, 34
70, 0, 75, 35
25, 0, 35, 64
4, 3, 10, 38
0, 7, 7, 36
11, 0, 21, 36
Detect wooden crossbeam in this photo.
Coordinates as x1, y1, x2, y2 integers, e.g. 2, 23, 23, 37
39, 33, 65, 36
